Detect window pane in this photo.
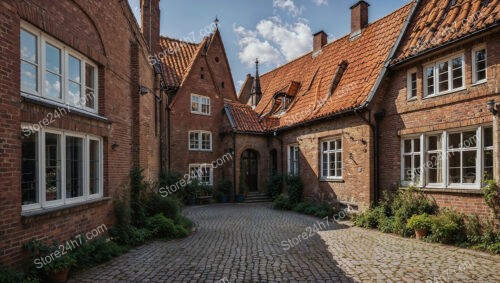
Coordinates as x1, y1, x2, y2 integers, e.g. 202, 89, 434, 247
21, 62, 38, 92
85, 64, 96, 108
45, 133, 62, 201
45, 72, 62, 99
336, 152, 342, 177
426, 67, 434, 95
68, 56, 81, 83
329, 141, 335, 150
85, 88, 95, 109
404, 140, 412, 153
189, 132, 199, 149
484, 149, 493, 180
45, 43, 61, 74
428, 135, 442, 151
484, 127, 493, 148
66, 136, 83, 198
201, 103, 209, 114
414, 139, 420, 152
191, 97, 199, 112
404, 155, 412, 181
89, 140, 100, 195
22, 132, 38, 205
201, 133, 211, 150
322, 153, 328, 177
451, 57, 463, 89
322, 142, 327, 152
21, 30, 37, 63
475, 49, 486, 81
462, 131, 477, 148
427, 152, 442, 183
329, 152, 335, 176
438, 61, 449, 92
449, 133, 461, 149
449, 152, 461, 183
462, 151, 476, 184
410, 73, 417, 97
69, 82, 81, 106
337, 140, 342, 150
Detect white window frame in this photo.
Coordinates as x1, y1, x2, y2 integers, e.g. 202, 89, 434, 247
189, 164, 213, 186
188, 130, 212, 151
472, 44, 487, 84
400, 126, 491, 190
20, 22, 99, 113
21, 125, 103, 211
407, 68, 418, 100
190, 94, 211, 115
320, 138, 342, 180
425, 133, 445, 188
483, 126, 494, 180
423, 52, 465, 98
288, 144, 299, 175
401, 135, 424, 187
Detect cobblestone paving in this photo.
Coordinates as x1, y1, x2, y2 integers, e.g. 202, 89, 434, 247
69, 203, 500, 282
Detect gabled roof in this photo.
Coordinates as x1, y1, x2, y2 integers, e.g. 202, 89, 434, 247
229, 2, 414, 132
158, 36, 202, 87
238, 75, 254, 105
393, 0, 500, 64
224, 102, 266, 133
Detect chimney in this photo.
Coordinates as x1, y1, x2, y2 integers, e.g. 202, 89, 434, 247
313, 31, 328, 53
141, 0, 161, 54
350, 1, 369, 39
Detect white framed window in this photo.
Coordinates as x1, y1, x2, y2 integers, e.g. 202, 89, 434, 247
20, 23, 98, 113
401, 136, 423, 186
288, 144, 299, 175
189, 131, 212, 151
321, 138, 342, 180
189, 164, 213, 185
472, 45, 487, 84
423, 53, 465, 97
191, 94, 210, 115
21, 126, 103, 211
407, 68, 417, 100
400, 126, 491, 189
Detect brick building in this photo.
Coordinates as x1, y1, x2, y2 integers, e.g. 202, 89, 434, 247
0, 0, 165, 266
376, 0, 500, 216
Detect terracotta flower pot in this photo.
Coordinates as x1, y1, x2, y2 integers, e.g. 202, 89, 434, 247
47, 268, 70, 283
415, 229, 428, 240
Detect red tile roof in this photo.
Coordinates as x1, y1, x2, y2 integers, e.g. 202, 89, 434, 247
228, 2, 414, 132
158, 36, 202, 87
225, 102, 266, 133
394, 0, 500, 63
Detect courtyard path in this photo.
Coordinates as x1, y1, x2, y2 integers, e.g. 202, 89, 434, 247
69, 203, 500, 282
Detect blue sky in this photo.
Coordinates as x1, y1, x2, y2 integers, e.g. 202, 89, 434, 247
128, 0, 411, 91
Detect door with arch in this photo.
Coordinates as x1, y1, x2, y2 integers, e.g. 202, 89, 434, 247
241, 150, 258, 192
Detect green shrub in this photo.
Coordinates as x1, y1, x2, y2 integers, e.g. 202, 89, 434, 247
273, 195, 292, 210
465, 215, 483, 245
482, 180, 500, 216
407, 213, 432, 231
0, 266, 25, 283
175, 214, 194, 230
173, 225, 190, 238
286, 175, 303, 205
159, 171, 183, 188
428, 210, 465, 244
131, 167, 148, 226
391, 188, 438, 236
377, 216, 395, 233
145, 194, 181, 220
354, 205, 389, 229
267, 174, 283, 200
293, 202, 336, 219
71, 238, 127, 271
146, 214, 177, 238
109, 225, 151, 247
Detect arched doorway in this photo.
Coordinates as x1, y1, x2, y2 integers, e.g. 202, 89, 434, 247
241, 150, 258, 192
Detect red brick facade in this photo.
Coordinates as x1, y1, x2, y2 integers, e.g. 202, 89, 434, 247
0, 0, 162, 266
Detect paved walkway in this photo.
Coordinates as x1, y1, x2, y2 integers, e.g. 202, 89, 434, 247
69, 203, 500, 283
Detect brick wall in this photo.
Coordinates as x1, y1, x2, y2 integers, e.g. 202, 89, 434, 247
0, 0, 159, 266
377, 33, 500, 217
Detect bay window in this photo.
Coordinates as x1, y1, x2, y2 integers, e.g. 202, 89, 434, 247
321, 139, 342, 180
20, 23, 98, 113
424, 54, 464, 97
401, 126, 492, 189
21, 127, 103, 211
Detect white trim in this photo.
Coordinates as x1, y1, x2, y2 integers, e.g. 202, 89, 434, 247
320, 138, 343, 180
423, 52, 465, 98
20, 22, 98, 114
190, 93, 211, 116
21, 125, 103, 212
189, 163, 213, 186
287, 144, 299, 175
472, 44, 487, 84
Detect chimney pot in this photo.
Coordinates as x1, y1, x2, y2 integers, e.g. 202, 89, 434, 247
313, 31, 328, 53
350, 1, 369, 38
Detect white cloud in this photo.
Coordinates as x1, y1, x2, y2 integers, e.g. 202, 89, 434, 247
312, 0, 328, 6
272, 0, 304, 16
234, 25, 282, 67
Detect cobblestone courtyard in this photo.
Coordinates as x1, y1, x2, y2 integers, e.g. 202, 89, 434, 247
69, 203, 500, 282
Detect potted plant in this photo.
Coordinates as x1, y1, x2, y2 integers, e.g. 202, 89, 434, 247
407, 213, 432, 240
44, 253, 76, 283
216, 180, 231, 203
24, 239, 76, 283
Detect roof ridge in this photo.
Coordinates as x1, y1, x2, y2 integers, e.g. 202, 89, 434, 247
159, 35, 200, 46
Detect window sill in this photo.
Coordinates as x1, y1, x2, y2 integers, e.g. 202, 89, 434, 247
21, 197, 111, 224
191, 111, 211, 117
21, 94, 108, 123
320, 178, 344, 183
188, 149, 213, 152
471, 80, 487, 87
407, 97, 417, 102
400, 187, 483, 195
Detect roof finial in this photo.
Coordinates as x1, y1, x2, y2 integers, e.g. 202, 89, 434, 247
255, 58, 259, 73
214, 16, 220, 28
